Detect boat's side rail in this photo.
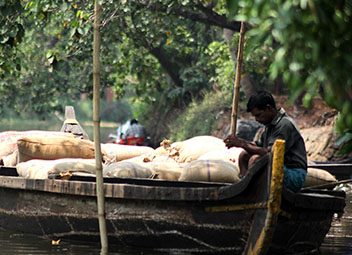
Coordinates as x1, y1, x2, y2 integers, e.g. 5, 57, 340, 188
0, 154, 270, 202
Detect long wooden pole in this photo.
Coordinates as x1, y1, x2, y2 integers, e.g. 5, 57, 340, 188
230, 21, 246, 135
93, 1, 108, 253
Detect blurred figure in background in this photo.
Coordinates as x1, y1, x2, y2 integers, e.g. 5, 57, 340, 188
118, 119, 146, 146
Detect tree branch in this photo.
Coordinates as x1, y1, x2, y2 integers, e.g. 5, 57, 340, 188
148, 46, 183, 87
136, 1, 242, 32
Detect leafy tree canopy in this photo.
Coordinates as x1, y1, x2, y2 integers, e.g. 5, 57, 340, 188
0, 0, 351, 150
228, 0, 352, 134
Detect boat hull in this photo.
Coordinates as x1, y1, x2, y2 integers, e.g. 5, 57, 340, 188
0, 186, 262, 253
0, 149, 346, 254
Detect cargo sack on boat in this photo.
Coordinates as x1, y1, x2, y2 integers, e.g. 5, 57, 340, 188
125, 154, 177, 163
198, 147, 249, 174
303, 167, 337, 187
101, 143, 155, 162
154, 146, 168, 156
179, 159, 240, 183
122, 155, 183, 180
16, 158, 97, 179
154, 139, 173, 156
17, 136, 99, 162
1, 149, 18, 167
142, 161, 185, 181
103, 161, 154, 179
0, 131, 74, 157
166, 136, 227, 163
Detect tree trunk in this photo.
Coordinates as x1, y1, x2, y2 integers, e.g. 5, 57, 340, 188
149, 46, 183, 88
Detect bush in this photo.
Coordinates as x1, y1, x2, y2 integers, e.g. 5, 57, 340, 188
169, 91, 233, 141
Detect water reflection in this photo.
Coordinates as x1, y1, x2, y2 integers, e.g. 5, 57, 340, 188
0, 231, 161, 255
0, 231, 108, 255
1, 185, 351, 255
320, 183, 352, 255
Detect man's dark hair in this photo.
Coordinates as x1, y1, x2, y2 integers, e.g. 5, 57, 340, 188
130, 119, 138, 125
246, 90, 276, 112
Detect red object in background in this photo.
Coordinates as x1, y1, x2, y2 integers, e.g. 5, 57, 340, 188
118, 137, 144, 146
126, 137, 145, 146
117, 139, 126, 145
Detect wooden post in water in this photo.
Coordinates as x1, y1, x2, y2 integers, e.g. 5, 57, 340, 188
93, 1, 108, 253
230, 21, 246, 135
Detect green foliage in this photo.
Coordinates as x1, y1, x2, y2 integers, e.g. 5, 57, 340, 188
0, 119, 61, 136
1, 0, 351, 154
225, 0, 352, 152
235, 1, 351, 128
335, 132, 352, 156
205, 41, 234, 93
0, 0, 24, 77
170, 91, 232, 141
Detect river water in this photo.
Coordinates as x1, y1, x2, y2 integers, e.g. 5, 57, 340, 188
0, 185, 351, 255
320, 183, 352, 255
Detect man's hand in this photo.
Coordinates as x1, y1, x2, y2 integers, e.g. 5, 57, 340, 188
223, 134, 246, 149
224, 134, 269, 156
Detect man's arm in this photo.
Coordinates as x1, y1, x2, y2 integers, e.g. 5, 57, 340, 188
224, 134, 269, 156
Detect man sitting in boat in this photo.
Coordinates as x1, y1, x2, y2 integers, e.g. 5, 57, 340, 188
224, 90, 307, 192
120, 119, 146, 146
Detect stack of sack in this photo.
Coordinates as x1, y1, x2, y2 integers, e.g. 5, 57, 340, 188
102, 135, 241, 183
0, 131, 75, 167
0, 131, 337, 187
303, 167, 337, 188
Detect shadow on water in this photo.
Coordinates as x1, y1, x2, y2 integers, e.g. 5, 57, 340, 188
0, 185, 351, 255
0, 231, 168, 255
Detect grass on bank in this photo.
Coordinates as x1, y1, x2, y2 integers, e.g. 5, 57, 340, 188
169, 91, 234, 141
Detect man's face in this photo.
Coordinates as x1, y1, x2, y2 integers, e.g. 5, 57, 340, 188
251, 107, 273, 125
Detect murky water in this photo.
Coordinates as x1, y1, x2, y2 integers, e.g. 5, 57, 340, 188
320, 183, 352, 255
0, 230, 164, 255
1, 186, 351, 255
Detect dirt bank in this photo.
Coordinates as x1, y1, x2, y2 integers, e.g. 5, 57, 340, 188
213, 95, 350, 163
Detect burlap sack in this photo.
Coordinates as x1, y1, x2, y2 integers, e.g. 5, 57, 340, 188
1, 149, 18, 167
0, 131, 74, 157
198, 147, 248, 170
179, 159, 240, 183
16, 158, 97, 179
0, 143, 16, 158
101, 143, 154, 162
17, 136, 98, 162
103, 161, 154, 178
303, 167, 337, 187
154, 146, 169, 156
167, 136, 227, 163
142, 161, 185, 181
123, 154, 177, 164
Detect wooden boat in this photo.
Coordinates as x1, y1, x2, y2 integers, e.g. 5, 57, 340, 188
0, 140, 346, 254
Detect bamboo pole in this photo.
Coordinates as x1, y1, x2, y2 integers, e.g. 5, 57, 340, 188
93, 1, 108, 253
230, 21, 246, 135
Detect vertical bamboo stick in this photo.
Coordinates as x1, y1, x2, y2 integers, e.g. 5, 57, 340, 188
93, 1, 108, 253
230, 21, 246, 135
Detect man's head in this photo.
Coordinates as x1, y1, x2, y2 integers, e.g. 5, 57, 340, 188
246, 91, 277, 125
130, 119, 138, 125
